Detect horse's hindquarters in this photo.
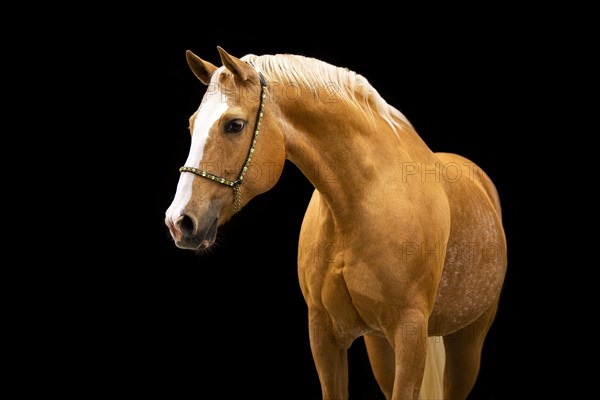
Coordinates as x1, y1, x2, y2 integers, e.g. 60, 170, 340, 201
428, 153, 507, 336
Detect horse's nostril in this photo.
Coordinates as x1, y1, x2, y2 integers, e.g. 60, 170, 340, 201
179, 214, 195, 236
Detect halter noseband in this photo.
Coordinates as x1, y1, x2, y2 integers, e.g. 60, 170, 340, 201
179, 67, 267, 214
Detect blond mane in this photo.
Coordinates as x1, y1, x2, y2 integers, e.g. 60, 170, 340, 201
241, 53, 411, 136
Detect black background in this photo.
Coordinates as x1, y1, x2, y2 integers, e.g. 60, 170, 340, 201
33, 8, 585, 399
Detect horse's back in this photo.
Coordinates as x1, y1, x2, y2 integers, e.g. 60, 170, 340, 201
436, 152, 502, 219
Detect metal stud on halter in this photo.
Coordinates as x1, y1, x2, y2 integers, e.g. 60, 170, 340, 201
179, 68, 267, 214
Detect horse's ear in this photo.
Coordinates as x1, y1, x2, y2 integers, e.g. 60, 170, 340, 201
186, 50, 217, 85
217, 46, 254, 82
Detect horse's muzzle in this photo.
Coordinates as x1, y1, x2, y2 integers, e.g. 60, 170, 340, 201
166, 212, 219, 251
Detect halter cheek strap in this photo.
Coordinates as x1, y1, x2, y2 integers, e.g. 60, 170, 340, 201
179, 68, 267, 214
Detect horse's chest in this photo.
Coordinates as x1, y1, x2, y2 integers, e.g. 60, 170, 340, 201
308, 265, 373, 342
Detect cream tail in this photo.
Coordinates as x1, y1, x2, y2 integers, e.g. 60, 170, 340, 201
419, 337, 445, 399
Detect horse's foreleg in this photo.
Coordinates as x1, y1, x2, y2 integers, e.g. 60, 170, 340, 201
364, 335, 395, 399
388, 313, 429, 400
309, 308, 349, 400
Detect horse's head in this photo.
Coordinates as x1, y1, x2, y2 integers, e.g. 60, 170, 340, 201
165, 47, 285, 250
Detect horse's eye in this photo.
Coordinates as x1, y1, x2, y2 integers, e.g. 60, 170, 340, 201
225, 120, 245, 133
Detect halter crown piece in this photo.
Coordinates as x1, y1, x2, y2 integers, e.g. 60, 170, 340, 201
179, 65, 267, 214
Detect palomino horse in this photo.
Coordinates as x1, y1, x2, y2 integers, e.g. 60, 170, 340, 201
165, 47, 507, 400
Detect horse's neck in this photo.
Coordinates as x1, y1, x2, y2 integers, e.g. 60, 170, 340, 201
278, 87, 438, 221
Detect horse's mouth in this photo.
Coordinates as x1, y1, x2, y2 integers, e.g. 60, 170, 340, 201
176, 217, 218, 251
201, 217, 219, 249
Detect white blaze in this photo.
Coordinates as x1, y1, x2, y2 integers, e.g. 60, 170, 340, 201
185, 93, 229, 168
166, 93, 229, 220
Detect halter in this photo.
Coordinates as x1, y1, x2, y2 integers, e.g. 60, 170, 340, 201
179, 67, 267, 214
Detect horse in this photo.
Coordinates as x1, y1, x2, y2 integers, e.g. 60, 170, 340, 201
165, 46, 507, 400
